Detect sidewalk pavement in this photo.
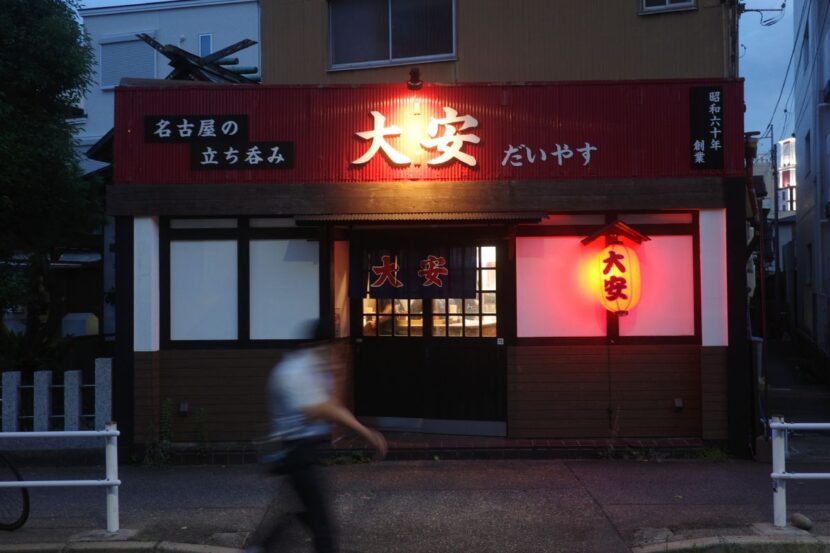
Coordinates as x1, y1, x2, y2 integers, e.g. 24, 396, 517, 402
1, 458, 829, 553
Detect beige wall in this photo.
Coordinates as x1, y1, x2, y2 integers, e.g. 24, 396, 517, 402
261, 0, 735, 85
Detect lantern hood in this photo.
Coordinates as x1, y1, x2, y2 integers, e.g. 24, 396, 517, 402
580, 220, 651, 246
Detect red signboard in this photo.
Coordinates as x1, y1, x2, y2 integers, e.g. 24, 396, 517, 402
113, 79, 744, 185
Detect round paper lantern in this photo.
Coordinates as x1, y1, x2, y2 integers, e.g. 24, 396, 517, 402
597, 242, 641, 314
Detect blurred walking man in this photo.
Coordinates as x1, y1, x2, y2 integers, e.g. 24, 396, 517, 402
246, 321, 387, 553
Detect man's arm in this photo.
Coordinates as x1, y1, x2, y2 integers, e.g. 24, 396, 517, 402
302, 399, 388, 458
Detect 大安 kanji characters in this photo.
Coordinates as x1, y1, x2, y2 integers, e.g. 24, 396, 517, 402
602, 250, 626, 275
370, 255, 404, 289
421, 107, 480, 167
604, 275, 628, 301
417, 255, 448, 287
353, 111, 411, 166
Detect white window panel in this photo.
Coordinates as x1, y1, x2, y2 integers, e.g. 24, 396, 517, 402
250, 240, 320, 340
641, 0, 696, 14
100, 39, 155, 88
170, 241, 238, 340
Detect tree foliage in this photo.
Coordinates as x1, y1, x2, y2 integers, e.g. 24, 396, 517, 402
0, 0, 99, 369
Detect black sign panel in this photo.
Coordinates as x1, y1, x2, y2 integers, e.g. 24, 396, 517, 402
144, 115, 249, 143
190, 141, 294, 170
690, 87, 724, 170
349, 247, 477, 299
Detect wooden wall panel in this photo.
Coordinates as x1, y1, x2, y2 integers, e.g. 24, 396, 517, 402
701, 346, 729, 439
133, 345, 354, 445
156, 349, 281, 443
133, 352, 159, 444
508, 345, 704, 438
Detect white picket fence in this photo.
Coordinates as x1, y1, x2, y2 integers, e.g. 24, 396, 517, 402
0, 359, 112, 447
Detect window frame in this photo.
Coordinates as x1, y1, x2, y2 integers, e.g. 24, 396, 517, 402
198, 33, 213, 57
328, 0, 457, 72
639, 0, 697, 16
160, 217, 323, 349
514, 211, 702, 346
98, 30, 157, 90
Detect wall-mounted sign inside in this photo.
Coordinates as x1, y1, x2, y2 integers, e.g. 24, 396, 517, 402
350, 247, 476, 299
690, 87, 724, 170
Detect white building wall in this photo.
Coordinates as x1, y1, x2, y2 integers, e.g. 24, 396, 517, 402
793, 0, 830, 354
78, 0, 260, 150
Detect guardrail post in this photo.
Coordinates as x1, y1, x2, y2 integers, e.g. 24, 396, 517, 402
95, 359, 112, 431
34, 370, 52, 431
2, 371, 20, 432
64, 370, 82, 431
771, 415, 787, 527
105, 421, 119, 533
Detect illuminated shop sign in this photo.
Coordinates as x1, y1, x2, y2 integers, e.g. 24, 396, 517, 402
118, 81, 743, 184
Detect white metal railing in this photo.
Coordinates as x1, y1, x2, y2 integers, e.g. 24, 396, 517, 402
770, 416, 830, 528
0, 422, 120, 532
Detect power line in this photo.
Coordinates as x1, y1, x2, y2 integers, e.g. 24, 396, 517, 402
761, 0, 813, 136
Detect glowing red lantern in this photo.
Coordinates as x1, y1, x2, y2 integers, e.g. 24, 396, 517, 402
581, 221, 649, 315
598, 242, 641, 314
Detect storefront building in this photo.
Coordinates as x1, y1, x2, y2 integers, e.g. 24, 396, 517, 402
108, 76, 748, 446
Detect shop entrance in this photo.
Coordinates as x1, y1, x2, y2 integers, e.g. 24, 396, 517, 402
350, 238, 506, 434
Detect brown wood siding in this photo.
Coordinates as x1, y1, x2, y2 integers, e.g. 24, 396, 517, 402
107, 178, 728, 217
261, 0, 733, 85
701, 346, 729, 439
133, 352, 160, 444
133, 344, 354, 445
508, 345, 703, 438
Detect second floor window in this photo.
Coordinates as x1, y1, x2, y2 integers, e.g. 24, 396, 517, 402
641, 0, 696, 14
329, 0, 455, 69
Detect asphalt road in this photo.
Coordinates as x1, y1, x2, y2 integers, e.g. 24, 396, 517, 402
2, 458, 829, 552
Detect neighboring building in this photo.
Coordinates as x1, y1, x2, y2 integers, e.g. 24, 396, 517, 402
79, 0, 260, 150
778, 137, 797, 216
108, 0, 755, 451
78, 0, 260, 340
792, 0, 830, 358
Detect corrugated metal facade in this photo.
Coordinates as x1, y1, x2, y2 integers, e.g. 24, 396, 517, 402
114, 79, 744, 185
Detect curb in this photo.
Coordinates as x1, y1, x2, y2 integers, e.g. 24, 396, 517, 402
0, 543, 242, 553
632, 534, 830, 552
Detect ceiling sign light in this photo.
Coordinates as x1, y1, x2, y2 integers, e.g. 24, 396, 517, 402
581, 221, 650, 315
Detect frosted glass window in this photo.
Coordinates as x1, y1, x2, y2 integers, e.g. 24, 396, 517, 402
516, 237, 607, 337
170, 241, 237, 340
250, 240, 320, 339
619, 236, 695, 336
